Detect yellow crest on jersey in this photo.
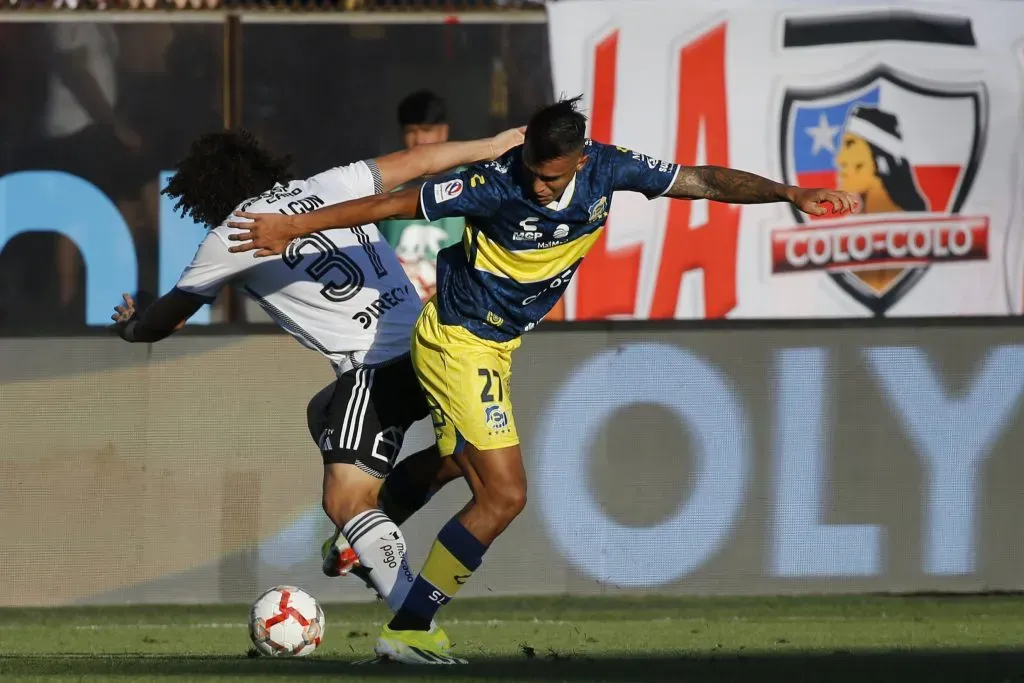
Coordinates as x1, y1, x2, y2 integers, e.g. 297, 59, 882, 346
486, 311, 504, 327
588, 196, 609, 223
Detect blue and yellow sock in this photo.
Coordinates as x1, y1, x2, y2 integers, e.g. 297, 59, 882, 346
389, 517, 487, 631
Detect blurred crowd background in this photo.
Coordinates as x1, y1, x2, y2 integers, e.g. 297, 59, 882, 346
0, 4, 552, 330
1, 0, 547, 10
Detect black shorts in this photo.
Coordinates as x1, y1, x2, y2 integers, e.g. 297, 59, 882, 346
306, 356, 429, 478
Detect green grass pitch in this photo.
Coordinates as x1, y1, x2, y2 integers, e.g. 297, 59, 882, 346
1, 595, 1023, 682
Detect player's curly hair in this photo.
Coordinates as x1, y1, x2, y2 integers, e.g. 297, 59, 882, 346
524, 94, 588, 165
162, 129, 293, 228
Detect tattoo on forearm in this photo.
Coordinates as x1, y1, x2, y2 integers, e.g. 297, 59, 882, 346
668, 166, 789, 204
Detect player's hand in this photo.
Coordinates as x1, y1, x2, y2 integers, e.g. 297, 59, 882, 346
109, 293, 138, 341
787, 187, 860, 217
110, 293, 136, 323
488, 127, 526, 159
226, 212, 298, 257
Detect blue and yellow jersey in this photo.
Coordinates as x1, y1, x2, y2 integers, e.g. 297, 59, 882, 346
418, 140, 679, 342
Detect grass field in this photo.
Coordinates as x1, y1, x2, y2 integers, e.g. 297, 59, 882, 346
1, 595, 1023, 682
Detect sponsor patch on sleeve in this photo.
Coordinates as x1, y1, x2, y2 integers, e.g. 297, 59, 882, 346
434, 179, 464, 204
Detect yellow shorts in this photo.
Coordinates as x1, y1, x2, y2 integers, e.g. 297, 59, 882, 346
410, 298, 521, 457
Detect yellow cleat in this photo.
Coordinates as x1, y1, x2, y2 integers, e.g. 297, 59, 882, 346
373, 624, 464, 664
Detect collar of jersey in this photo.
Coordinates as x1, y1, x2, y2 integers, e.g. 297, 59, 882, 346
544, 173, 577, 212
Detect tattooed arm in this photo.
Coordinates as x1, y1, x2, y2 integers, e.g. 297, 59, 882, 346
666, 165, 858, 216
667, 166, 792, 203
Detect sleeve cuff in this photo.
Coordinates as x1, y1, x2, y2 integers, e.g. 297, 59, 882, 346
365, 158, 384, 195
172, 286, 217, 304
419, 183, 435, 222
654, 165, 682, 198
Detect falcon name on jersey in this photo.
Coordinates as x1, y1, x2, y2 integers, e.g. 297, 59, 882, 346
419, 141, 679, 342
175, 160, 422, 374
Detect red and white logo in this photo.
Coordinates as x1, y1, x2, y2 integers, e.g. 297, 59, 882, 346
774, 67, 989, 315
434, 179, 464, 204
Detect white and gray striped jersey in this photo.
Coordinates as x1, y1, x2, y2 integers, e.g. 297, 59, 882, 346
175, 160, 422, 374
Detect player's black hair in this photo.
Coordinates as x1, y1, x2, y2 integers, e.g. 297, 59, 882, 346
397, 90, 448, 127
523, 95, 588, 165
161, 129, 293, 228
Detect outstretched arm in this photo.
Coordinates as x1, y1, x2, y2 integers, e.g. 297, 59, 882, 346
666, 165, 858, 215
374, 127, 523, 193
227, 187, 423, 257
226, 130, 522, 258
667, 166, 791, 203
110, 290, 203, 344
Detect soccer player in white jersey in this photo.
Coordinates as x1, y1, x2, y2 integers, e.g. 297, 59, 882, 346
109, 128, 523, 654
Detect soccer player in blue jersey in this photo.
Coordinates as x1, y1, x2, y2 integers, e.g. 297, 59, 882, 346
226, 96, 859, 664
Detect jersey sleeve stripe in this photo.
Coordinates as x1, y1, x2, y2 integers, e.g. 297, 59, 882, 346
655, 165, 681, 198
365, 159, 384, 195
419, 183, 436, 222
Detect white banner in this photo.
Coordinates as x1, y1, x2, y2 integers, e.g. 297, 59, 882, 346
547, 0, 1024, 319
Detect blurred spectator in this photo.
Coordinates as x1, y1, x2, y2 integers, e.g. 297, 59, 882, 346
399, 89, 449, 149
115, 24, 177, 306
43, 24, 141, 319
377, 90, 467, 302
171, 0, 221, 8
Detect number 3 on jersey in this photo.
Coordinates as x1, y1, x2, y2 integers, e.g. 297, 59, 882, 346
282, 231, 387, 303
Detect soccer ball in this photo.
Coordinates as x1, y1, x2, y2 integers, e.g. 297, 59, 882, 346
248, 585, 325, 657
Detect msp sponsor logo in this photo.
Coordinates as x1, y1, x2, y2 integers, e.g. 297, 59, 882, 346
485, 405, 509, 430
587, 196, 608, 224
434, 179, 464, 204
774, 67, 989, 315
513, 217, 543, 241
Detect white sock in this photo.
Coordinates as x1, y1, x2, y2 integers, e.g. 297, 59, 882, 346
342, 509, 416, 612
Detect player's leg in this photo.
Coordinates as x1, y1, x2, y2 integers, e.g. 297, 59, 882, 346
313, 359, 462, 580
386, 441, 525, 632
308, 370, 418, 614
374, 355, 466, 524
324, 443, 461, 578
378, 443, 462, 525
307, 382, 367, 578
320, 462, 418, 612
373, 299, 520, 664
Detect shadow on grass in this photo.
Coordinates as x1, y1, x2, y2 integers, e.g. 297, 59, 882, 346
2, 650, 1023, 682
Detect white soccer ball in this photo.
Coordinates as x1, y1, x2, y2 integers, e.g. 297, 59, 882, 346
248, 585, 325, 657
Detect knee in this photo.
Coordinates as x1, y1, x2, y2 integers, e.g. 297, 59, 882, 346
322, 486, 378, 529
480, 482, 527, 523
